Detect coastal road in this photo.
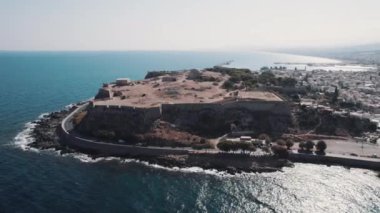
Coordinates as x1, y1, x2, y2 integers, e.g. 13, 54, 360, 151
295, 139, 380, 158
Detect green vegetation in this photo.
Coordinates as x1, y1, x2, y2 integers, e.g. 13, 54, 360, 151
271, 145, 289, 158
208, 66, 258, 90
285, 140, 294, 150
191, 138, 212, 150
276, 139, 286, 146
206, 66, 251, 76
298, 141, 305, 152
261, 66, 286, 71
145, 71, 176, 79
222, 80, 235, 90
331, 86, 339, 104
73, 111, 87, 125
217, 140, 256, 152
258, 133, 272, 144
188, 69, 220, 82
278, 77, 297, 87
315, 140, 327, 155
207, 66, 297, 90
258, 71, 276, 85
305, 141, 315, 153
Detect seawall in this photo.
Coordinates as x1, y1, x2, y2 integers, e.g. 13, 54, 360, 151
76, 99, 292, 139
289, 153, 380, 171
59, 103, 380, 172
58, 103, 189, 156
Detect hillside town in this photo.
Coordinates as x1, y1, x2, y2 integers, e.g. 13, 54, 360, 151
270, 66, 380, 131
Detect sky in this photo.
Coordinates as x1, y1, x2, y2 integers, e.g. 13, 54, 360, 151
0, 0, 379, 51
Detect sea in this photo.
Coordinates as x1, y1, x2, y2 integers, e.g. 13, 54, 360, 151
0, 51, 379, 213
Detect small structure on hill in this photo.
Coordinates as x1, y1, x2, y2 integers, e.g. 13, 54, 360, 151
116, 78, 131, 86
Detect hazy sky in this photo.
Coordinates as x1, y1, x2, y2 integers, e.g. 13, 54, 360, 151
1, 0, 379, 51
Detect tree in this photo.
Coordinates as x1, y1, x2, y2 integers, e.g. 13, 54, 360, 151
305, 141, 315, 153
258, 133, 272, 144
298, 141, 305, 153
222, 80, 234, 90
276, 139, 286, 146
217, 140, 232, 152
258, 71, 276, 85
271, 145, 289, 158
285, 140, 294, 150
217, 140, 256, 153
331, 86, 339, 104
315, 140, 327, 155
279, 77, 297, 87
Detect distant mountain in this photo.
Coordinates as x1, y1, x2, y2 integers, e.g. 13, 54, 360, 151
273, 43, 380, 64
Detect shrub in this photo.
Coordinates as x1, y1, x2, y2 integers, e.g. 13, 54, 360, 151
258, 133, 272, 144
315, 140, 327, 155
73, 111, 87, 125
145, 71, 175, 79
298, 141, 305, 153
271, 145, 289, 158
305, 141, 315, 153
279, 77, 297, 87
258, 71, 276, 85
276, 139, 286, 146
217, 140, 256, 152
222, 80, 234, 90
285, 140, 294, 150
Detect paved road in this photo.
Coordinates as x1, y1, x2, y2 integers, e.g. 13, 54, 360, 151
295, 139, 380, 158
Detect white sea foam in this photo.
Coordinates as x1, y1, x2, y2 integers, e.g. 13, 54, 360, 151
64, 103, 75, 110
13, 121, 38, 151
13, 106, 252, 177
13, 104, 75, 150
119, 158, 235, 177
59, 151, 237, 177
38, 113, 50, 119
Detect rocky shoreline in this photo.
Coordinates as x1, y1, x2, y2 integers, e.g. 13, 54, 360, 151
27, 105, 291, 174
29, 106, 77, 154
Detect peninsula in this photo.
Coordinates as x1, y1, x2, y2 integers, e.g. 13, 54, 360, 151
30, 66, 380, 173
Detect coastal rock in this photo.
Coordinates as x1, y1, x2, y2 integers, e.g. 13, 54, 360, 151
29, 108, 74, 151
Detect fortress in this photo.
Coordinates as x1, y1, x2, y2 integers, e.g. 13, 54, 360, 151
76, 69, 292, 141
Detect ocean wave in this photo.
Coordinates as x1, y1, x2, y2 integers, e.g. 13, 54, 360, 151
37, 112, 50, 119
13, 120, 234, 176
13, 121, 38, 151
13, 102, 77, 150
12, 105, 250, 177
61, 151, 236, 177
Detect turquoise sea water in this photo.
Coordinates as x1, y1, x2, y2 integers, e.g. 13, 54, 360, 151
0, 51, 379, 212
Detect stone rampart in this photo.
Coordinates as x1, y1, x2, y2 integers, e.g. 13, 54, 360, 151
161, 101, 291, 137
78, 100, 291, 138
59, 103, 189, 156
77, 105, 160, 137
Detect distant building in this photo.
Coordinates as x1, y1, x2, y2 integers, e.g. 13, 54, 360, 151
116, 78, 131, 86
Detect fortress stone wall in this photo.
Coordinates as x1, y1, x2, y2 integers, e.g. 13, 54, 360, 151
77, 105, 161, 138
77, 100, 292, 138
161, 101, 291, 137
